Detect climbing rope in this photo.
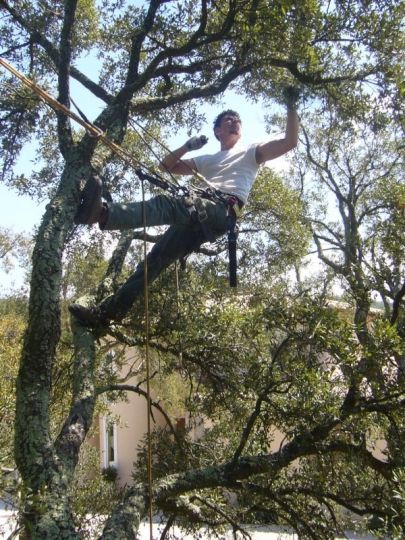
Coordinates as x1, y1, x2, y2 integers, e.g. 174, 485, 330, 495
0, 58, 239, 222
141, 177, 154, 540
0, 55, 239, 218
0, 56, 208, 190
0, 56, 159, 536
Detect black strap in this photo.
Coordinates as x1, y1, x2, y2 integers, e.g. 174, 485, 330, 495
135, 168, 188, 198
227, 209, 238, 287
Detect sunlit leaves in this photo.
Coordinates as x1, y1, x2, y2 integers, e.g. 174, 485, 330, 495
0, 306, 26, 469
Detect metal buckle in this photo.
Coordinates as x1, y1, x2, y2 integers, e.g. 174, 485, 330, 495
227, 196, 242, 218
194, 197, 208, 222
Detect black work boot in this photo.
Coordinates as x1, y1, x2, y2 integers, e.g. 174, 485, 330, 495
68, 303, 111, 328
74, 174, 107, 226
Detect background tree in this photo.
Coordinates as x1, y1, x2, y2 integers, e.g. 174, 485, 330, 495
0, 226, 31, 278
0, 0, 403, 538
297, 110, 404, 368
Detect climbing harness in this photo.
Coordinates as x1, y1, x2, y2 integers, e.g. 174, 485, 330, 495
196, 188, 243, 287
135, 168, 243, 286
141, 177, 154, 540
182, 192, 215, 243
134, 169, 215, 242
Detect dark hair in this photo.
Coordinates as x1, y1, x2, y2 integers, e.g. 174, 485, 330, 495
213, 109, 241, 130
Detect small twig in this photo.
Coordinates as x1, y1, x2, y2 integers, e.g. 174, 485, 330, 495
191, 495, 252, 540
159, 514, 176, 540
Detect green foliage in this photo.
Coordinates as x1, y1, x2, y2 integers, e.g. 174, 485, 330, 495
0, 0, 404, 538
69, 443, 122, 539
0, 82, 42, 184
0, 304, 26, 471
131, 281, 405, 538
1, 0, 403, 195
62, 230, 110, 300
294, 108, 404, 320
241, 168, 310, 278
0, 226, 32, 275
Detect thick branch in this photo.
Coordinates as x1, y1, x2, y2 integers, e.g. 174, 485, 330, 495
390, 279, 405, 325
56, 0, 77, 156
129, 63, 252, 114
102, 414, 343, 535
0, 0, 112, 103
54, 317, 97, 476
126, 0, 166, 85
120, 0, 239, 101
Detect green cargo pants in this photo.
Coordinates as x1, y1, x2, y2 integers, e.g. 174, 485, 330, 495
100, 194, 228, 319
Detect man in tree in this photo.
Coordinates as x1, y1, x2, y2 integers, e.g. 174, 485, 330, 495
69, 88, 299, 327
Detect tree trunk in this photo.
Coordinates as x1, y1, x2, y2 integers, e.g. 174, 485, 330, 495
15, 159, 90, 538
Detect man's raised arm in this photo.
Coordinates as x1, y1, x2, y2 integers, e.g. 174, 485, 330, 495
255, 86, 300, 164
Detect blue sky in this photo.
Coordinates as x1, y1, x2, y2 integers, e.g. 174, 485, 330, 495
0, 54, 289, 292
1, 92, 288, 231
1, 86, 282, 234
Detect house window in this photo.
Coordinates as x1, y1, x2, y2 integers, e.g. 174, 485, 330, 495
103, 417, 118, 469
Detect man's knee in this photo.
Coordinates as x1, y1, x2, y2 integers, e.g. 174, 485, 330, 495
146, 243, 174, 273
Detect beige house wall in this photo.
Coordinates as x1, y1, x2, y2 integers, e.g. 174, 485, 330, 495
97, 381, 388, 489
99, 376, 166, 488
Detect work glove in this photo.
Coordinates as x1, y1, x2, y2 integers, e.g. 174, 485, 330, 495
185, 135, 208, 151
282, 85, 300, 110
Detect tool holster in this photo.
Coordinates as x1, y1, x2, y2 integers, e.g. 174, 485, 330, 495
182, 193, 215, 243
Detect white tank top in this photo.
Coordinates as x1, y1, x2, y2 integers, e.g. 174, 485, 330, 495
193, 144, 260, 204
